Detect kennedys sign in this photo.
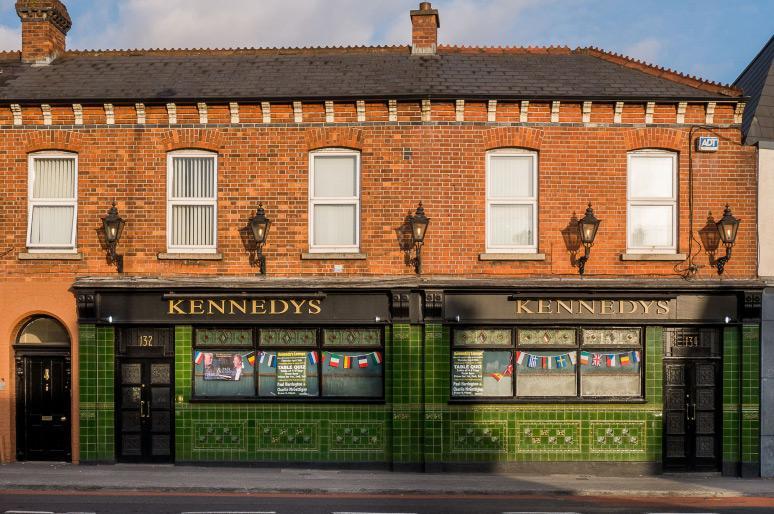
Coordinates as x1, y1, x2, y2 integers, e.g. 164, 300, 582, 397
697, 136, 719, 152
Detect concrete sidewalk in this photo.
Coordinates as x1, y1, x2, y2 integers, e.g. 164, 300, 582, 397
0, 462, 772, 497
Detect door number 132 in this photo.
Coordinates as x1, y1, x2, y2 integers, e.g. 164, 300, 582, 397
138, 335, 153, 347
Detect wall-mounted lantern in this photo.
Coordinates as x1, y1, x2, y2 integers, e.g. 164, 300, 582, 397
714, 204, 740, 275
248, 203, 271, 275
576, 203, 600, 276
101, 201, 126, 273
408, 202, 430, 274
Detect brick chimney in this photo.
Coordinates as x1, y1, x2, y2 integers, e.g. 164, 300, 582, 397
16, 0, 72, 64
410, 2, 439, 55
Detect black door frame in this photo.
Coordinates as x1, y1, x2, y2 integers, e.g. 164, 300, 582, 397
662, 357, 722, 472
14, 345, 72, 462
115, 356, 175, 463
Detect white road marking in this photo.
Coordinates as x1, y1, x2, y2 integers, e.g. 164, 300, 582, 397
181, 512, 275, 514
332, 512, 418, 514
5, 511, 54, 514
502, 512, 580, 514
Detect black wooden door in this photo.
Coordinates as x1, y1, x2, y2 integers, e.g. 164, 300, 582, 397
117, 359, 173, 462
17, 356, 71, 461
663, 359, 721, 471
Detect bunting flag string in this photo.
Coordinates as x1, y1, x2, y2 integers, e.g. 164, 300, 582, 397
514, 350, 641, 370
319, 351, 384, 369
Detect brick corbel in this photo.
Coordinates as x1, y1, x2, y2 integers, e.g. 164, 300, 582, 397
24, 130, 85, 153
305, 127, 364, 151
623, 128, 686, 152
159, 129, 223, 152
483, 126, 544, 151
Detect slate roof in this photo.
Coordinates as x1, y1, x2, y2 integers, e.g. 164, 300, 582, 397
0, 46, 741, 104
734, 35, 774, 144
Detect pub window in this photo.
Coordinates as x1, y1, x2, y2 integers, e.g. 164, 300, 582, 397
485, 149, 538, 253
451, 327, 643, 401
192, 327, 384, 400
27, 151, 78, 251
308, 149, 360, 253
167, 150, 218, 253
627, 150, 677, 253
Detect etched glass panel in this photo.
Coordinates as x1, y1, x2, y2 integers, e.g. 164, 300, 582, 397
122, 387, 141, 408
518, 329, 576, 347
323, 328, 381, 347
582, 328, 641, 347
515, 350, 576, 397
261, 329, 316, 347
454, 329, 512, 347
121, 364, 141, 385
322, 351, 383, 398
150, 363, 170, 385
151, 387, 170, 408
196, 328, 252, 347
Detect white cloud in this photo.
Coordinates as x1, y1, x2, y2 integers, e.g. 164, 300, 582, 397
624, 37, 663, 63
0, 24, 18, 50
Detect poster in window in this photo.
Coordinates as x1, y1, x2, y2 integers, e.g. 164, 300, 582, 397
194, 351, 254, 397
451, 350, 512, 397
258, 351, 319, 397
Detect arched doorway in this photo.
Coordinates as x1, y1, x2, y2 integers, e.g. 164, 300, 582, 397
14, 316, 71, 461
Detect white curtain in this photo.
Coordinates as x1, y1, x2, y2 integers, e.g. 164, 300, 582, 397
313, 156, 357, 197
33, 158, 75, 198
30, 206, 74, 245
172, 157, 215, 198
313, 204, 356, 246
172, 205, 214, 247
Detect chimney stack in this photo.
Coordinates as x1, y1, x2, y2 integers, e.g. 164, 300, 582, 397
410, 2, 439, 55
16, 0, 71, 65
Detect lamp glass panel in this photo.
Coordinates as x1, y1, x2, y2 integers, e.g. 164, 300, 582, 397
489, 204, 533, 246
313, 204, 356, 246
313, 156, 357, 198
629, 155, 673, 199
489, 156, 533, 198
629, 205, 673, 248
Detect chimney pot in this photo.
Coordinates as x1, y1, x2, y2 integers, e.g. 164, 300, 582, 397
410, 2, 440, 56
15, 0, 71, 64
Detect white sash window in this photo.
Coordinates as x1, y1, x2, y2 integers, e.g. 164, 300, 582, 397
486, 150, 538, 253
309, 149, 360, 253
167, 151, 218, 253
627, 151, 678, 253
27, 152, 78, 251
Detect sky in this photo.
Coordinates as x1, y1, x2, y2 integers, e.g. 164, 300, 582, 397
0, 0, 771, 84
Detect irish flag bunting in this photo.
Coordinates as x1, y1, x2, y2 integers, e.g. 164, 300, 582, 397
329, 354, 340, 368
373, 352, 383, 364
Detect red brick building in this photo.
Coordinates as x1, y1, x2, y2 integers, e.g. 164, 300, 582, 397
0, 1, 762, 475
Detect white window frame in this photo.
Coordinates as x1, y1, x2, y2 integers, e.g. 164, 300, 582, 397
308, 148, 361, 253
27, 151, 78, 252
485, 149, 538, 253
627, 150, 678, 254
166, 149, 218, 254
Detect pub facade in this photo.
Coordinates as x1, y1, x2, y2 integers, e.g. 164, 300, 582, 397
0, 0, 762, 476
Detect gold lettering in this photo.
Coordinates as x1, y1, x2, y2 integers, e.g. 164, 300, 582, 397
538, 300, 552, 314
656, 300, 670, 315
228, 300, 247, 315
290, 299, 306, 314
556, 300, 574, 314
270, 299, 289, 315
207, 299, 225, 315
251, 300, 267, 315
189, 299, 204, 315
168, 299, 186, 315
620, 300, 638, 314
600, 300, 614, 314
516, 300, 534, 314
638, 300, 655, 314
308, 299, 322, 314
578, 300, 595, 314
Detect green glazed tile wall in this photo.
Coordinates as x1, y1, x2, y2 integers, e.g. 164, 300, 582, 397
723, 326, 740, 466
742, 325, 760, 467
79, 324, 115, 462
174, 325, 393, 464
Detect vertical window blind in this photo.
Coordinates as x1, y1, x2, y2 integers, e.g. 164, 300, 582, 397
168, 155, 217, 251
28, 156, 77, 249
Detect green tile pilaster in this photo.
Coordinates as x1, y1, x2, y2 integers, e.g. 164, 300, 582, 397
742, 324, 760, 475
723, 326, 741, 472
80, 325, 114, 462
645, 326, 663, 462
391, 323, 423, 468
423, 324, 447, 466
78, 324, 96, 462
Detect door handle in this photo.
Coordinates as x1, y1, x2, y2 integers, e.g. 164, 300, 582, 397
140, 400, 147, 419
689, 403, 696, 422
60, 416, 67, 422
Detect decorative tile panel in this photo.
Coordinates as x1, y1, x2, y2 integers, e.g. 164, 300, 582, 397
324, 328, 381, 347
256, 422, 319, 451
330, 422, 385, 452
454, 329, 511, 347
450, 421, 508, 453
517, 422, 581, 453
196, 329, 252, 347
260, 329, 316, 347
582, 328, 641, 347
518, 329, 576, 347
194, 422, 247, 450
590, 422, 646, 453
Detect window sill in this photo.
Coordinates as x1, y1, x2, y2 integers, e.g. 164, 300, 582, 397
479, 253, 546, 261
18, 252, 82, 261
620, 253, 687, 261
301, 252, 367, 260
157, 252, 223, 261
